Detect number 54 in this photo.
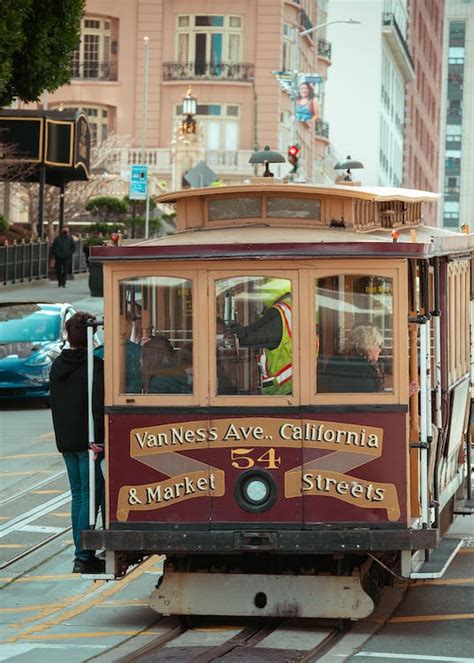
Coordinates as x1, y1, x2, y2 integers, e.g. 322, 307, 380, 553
230, 448, 281, 470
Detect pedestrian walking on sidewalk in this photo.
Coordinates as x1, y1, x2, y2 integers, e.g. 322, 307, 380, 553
49, 311, 105, 574
51, 227, 76, 287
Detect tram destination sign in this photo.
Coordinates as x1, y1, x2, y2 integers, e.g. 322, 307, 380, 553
115, 417, 401, 523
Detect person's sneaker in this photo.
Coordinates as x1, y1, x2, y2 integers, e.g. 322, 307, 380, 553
72, 557, 105, 574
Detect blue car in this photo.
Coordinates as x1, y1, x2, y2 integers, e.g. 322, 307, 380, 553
0, 303, 77, 400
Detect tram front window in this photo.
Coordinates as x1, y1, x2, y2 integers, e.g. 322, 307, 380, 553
215, 276, 292, 396
119, 276, 193, 394
316, 275, 394, 394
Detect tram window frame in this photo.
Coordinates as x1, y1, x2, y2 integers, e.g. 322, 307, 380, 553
202, 193, 327, 230
108, 267, 206, 406
305, 260, 409, 405
209, 269, 300, 406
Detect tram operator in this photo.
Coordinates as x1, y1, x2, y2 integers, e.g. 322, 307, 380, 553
230, 278, 292, 395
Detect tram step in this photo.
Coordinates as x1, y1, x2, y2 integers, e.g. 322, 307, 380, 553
454, 498, 474, 515
410, 537, 463, 579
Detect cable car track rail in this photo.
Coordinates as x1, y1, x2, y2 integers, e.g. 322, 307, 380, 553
117, 618, 346, 662
0, 469, 67, 507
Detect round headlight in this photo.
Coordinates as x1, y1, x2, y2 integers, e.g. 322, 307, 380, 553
235, 470, 277, 513
243, 478, 269, 504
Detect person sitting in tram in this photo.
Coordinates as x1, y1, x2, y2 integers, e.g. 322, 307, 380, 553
141, 335, 191, 394
320, 325, 384, 393
230, 278, 292, 395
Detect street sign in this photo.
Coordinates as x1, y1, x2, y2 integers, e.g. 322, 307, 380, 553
129, 164, 148, 200
184, 161, 218, 188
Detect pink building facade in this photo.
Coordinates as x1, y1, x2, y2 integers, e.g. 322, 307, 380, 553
404, 0, 444, 225
28, 0, 333, 185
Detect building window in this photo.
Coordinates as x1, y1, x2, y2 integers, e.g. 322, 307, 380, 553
176, 14, 243, 74
282, 23, 296, 71
72, 16, 114, 80
59, 105, 110, 145
175, 103, 239, 151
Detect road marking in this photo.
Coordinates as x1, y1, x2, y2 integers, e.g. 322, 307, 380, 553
0, 544, 27, 549
389, 613, 474, 623
39, 433, 55, 440
0, 492, 70, 538
50, 512, 69, 517
0, 471, 52, 476
355, 653, 474, 661
33, 490, 63, 495
1, 453, 57, 460
0, 604, 56, 614
0, 471, 67, 507
6, 556, 158, 642
1, 575, 80, 583
24, 630, 163, 640
413, 578, 474, 586
19, 525, 64, 534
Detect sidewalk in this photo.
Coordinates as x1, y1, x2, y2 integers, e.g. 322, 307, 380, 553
0, 274, 104, 316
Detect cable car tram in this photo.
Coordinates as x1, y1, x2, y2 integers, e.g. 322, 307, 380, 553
84, 178, 473, 619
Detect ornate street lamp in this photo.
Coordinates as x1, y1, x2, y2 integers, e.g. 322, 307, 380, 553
181, 88, 197, 135
249, 145, 286, 178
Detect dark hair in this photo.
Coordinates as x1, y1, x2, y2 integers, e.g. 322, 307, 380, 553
61, 227, 69, 236
298, 81, 315, 100
66, 311, 96, 349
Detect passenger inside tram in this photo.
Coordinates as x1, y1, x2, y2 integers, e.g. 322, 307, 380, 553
318, 325, 385, 393
140, 335, 191, 394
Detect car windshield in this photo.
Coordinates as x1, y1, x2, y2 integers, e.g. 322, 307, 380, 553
0, 305, 61, 343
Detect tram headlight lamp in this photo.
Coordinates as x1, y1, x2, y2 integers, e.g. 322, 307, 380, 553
235, 470, 277, 513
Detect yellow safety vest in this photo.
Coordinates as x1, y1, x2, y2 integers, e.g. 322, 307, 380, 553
259, 299, 292, 395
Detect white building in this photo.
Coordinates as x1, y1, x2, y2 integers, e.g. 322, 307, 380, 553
325, 0, 414, 186
439, 0, 474, 230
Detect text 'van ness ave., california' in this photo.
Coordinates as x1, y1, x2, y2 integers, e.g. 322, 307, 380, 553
130, 418, 383, 454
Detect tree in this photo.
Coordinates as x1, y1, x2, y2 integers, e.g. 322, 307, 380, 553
0, 0, 85, 107
85, 197, 129, 222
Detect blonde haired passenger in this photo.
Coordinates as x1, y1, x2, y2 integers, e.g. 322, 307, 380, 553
321, 325, 384, 393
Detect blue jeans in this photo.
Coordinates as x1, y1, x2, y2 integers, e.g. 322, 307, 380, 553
63, 451, 104, 561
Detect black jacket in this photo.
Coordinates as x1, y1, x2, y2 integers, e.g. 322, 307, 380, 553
52, 235, 76, 260
319, 355, 383, 393
50, 349, 104, 453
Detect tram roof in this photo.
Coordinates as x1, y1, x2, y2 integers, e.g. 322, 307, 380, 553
92, 222, 473, 262
156, 182, 440, 204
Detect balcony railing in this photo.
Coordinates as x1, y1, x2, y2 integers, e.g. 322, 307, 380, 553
317, 38, 332, 60
105, 148, 254, 177
315, 119, 329, 139
163, 62, 254, 82
71, 61, 118, 81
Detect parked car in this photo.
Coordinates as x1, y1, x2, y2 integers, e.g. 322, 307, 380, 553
0, 303, 77, 400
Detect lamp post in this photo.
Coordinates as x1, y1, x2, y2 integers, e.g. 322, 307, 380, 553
291, 19, 360, 147
141, 36, 150, 239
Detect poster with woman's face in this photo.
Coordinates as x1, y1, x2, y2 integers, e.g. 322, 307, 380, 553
296, 74, 322, 122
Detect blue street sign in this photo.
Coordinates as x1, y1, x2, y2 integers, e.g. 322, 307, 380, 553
129, 165, 148, 200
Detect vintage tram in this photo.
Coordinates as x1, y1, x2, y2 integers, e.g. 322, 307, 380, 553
84, 180, 473, 619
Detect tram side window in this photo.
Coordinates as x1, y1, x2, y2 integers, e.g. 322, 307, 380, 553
118, 276, 193, 394
215, 276, 292, 396
316, 275, 394, 394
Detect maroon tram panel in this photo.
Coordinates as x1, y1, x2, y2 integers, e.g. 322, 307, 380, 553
107, 410, 408, 528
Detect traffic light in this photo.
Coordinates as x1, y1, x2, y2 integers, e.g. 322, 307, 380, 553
288, 144, 300, 173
